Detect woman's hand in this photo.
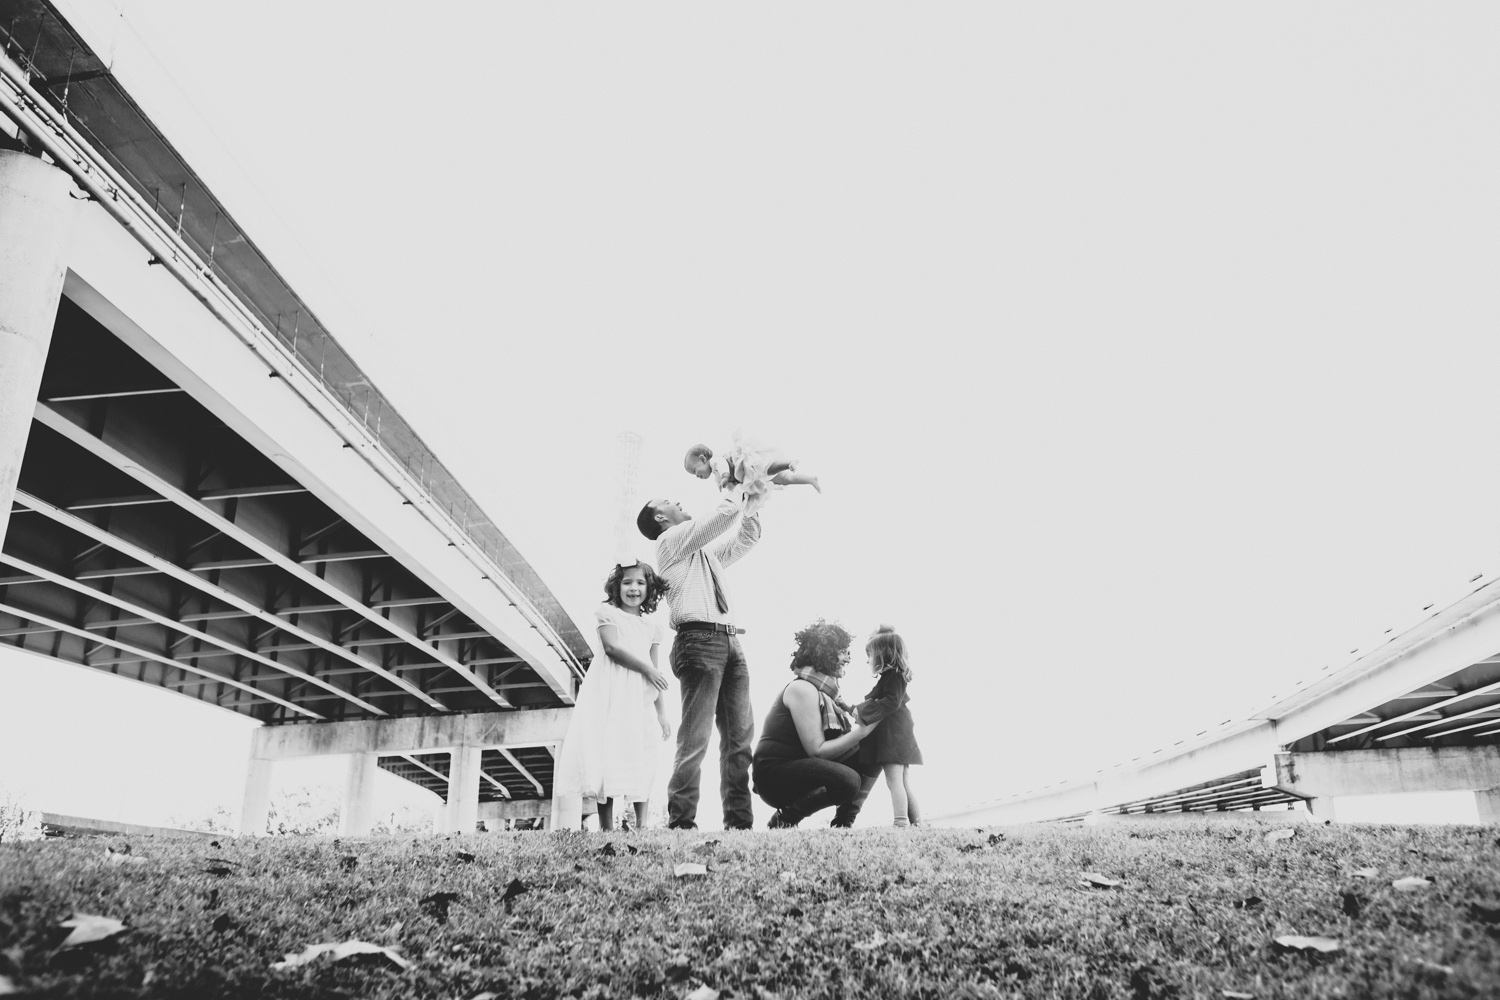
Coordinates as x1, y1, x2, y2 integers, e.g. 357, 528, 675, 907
644, 667, 670, 691
658, 714, 674, 741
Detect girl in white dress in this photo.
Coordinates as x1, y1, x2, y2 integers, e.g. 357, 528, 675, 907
554, 561, 673, 830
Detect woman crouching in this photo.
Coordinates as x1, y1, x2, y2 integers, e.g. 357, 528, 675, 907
751, 619, 882, 828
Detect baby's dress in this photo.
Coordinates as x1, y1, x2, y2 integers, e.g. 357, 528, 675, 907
553, 604, 666, 804
856, 670, 924, 766
715, 429, 783, 501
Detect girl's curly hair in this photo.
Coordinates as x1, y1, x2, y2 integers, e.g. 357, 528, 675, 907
865, 624, 912, 683
788, 618, 853, 676
602, 561, 669, 615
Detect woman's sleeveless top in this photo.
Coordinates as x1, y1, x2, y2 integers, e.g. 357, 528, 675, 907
753, 685, 806, 763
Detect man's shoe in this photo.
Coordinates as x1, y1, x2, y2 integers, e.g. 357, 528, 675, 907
666, 819, 697, 831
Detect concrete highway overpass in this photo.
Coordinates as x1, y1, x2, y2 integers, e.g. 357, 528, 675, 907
0, 0, 590, 833
940, 571, 1500, 826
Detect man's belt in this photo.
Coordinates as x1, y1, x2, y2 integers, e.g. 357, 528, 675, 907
676, 621, 747, 635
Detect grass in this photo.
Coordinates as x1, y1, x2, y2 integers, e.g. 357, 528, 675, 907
1, 818, 1498, 999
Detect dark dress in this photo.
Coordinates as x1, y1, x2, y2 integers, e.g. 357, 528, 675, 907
856, 670, 923, 766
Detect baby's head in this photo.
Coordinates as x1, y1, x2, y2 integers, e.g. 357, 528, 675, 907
683, 444, 714, 479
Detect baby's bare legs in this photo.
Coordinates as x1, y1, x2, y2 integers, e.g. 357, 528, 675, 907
883, 764, 909, 826
770, 469, 821, 493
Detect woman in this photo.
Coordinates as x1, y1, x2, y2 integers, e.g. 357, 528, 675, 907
751, 619, 882, 828
553, 561, 674, 830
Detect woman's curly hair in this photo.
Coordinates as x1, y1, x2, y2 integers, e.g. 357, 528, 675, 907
602, 561, 669, 615
788, 618, 853, 676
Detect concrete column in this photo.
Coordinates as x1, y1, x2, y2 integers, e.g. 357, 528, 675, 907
339, 752, 379, 836
0, 150, 79, 548
1307, 796, 1339, 822
443, 746, 482, 835
552, 793, 579, 832
1476, 786, 1500, 825
239, 757, 272, 836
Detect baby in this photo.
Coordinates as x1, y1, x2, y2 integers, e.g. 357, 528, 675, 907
684, 435, 820, 497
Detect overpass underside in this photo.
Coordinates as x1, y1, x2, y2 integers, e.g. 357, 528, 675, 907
0, 1, 591, 834
946, 576, 1500, 827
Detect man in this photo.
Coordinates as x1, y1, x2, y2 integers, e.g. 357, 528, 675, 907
637, 491, 764, 829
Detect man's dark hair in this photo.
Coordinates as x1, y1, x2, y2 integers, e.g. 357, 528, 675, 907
789, 619, 853, 675
637, 502, 664, 541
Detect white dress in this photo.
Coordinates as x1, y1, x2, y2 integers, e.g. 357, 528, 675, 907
554, 604, 665, 803
715, 429, 785, 502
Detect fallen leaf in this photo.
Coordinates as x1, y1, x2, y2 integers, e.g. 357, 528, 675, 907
958, 844, 983, 854
1341, 892, 1363, 918
455, 852, 476, 863
501, 878, 529, 913
211, 914, 234, 934
987, 833, 1005, 846
598, 843, 618, 857
675, 863, 708, 879
1274, 935, 1341, 954
204, 866, 233, 877
1352, 867, 1379, 879
209, 840, 220, 848
1221, 991, 1254, 999
1392, 876, 1433, 892
685, 986, 719, 1000
57, 914, 127, 949
785, 906, 804, 918
691, 841, 720, 857
339, 855, 358, 873
103, 846, 146, 866
626, 844, 639, 855
665, 953, 693, 981
205, 888, 220, 911
1412, 958, 1452, 976
270, 939, 410, 971
420, 892, 461, 924
1234, 896, 1263, 910
1079, 872, 1121, 889
1264, 828, 1295, 843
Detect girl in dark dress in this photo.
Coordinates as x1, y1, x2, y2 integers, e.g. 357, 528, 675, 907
854, 625, 923, 826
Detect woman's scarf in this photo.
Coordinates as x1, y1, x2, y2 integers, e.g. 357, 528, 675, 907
793, 668, 852, 735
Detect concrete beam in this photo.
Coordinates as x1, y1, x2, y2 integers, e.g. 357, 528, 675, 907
1270, 747, 1500, 798
0, 150, 78, 549
249, 709, 571, 760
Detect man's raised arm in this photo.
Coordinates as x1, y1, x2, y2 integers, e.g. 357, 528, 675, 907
713, 494, 762, 568
657, 496, 745, 570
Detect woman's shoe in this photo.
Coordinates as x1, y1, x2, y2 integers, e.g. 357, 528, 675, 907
767, 786, 832, 829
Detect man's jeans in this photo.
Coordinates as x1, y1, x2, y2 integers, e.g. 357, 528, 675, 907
667, 631, 754, 829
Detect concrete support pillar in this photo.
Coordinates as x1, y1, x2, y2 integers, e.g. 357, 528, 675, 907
339, 752, 379, 836
443, 746, 482, 835
1306, 797, 1339, 822
0, 150, 79, 548
552, 793, 579, 832
1476, 786, 1500, 825
239, 757, 272, 836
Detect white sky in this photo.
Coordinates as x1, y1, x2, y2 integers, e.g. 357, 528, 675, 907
3, 3, 1499, 829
